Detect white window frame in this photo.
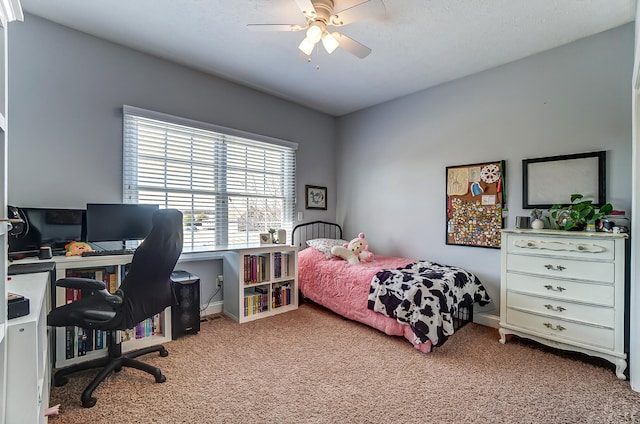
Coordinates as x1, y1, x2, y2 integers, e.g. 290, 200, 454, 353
123, 105, 297, 248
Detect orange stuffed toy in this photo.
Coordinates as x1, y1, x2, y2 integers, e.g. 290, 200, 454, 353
65, 241, 93, 256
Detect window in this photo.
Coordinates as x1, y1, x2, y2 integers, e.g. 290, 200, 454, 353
123, 106, 297, 248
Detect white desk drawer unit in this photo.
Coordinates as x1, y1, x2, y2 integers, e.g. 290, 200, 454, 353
499, 229, 628, 379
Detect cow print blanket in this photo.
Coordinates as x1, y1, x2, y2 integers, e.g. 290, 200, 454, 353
367, 261, 491, 347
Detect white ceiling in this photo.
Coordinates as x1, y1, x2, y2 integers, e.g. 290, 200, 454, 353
20, 0, 637, 116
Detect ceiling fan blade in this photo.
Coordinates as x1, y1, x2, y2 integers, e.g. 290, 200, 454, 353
293, 0, 317, 19
333, 32, 371, 58
330, 0, 386, 26
247, 24, 304, 32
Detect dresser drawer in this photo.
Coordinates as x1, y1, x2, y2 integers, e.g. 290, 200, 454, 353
506, 292, 614, 327
506, 253, 614, 283
506, 235, 615, 260
506, 309, 614, 350
505, 272, 614, 306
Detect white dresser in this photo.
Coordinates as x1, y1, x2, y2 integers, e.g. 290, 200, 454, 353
499, 229, 628, 379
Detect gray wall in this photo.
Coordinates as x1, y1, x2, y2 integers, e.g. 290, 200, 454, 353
8, 13, 338, 221
7, 14, 339, 307
336, 24, 634, 316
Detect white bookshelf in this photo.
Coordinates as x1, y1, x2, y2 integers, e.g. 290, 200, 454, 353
223, 245, 298, 323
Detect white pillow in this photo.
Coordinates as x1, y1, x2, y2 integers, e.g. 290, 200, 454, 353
306, 238, 348, 258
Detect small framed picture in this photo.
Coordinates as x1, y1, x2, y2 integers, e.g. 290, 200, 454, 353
259, 233, 272, 244
305, 185, 327, 210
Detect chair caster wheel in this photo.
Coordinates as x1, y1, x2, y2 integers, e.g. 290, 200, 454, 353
160, 348, 169, 357
114, 366, 122, 373
54, 376, 68, 387
156, 373, 167, 383
82, 396, 97, 408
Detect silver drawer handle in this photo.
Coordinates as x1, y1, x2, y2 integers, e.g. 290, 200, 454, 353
544, 304, 566, 312
544, 322, 566, 331
544, 264, 566, 271
544, 284, 566, 292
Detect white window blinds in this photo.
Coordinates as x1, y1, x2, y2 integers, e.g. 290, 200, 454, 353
123, 106, 297, 248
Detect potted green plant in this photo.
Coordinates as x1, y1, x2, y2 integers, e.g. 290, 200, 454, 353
546, 194, 613, 231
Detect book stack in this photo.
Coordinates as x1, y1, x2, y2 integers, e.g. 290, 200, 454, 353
244, 254, 267, 284
244, 286, 269, 316
273, 252, 289, 279
64, 268, 111, 359
62, 265, 164, 359
271, 283, 291, 309
133, 313, 163, 339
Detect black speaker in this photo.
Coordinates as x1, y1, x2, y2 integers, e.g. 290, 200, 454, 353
171, 271, 200, 340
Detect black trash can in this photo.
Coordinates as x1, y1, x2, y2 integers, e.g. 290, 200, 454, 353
171, 270, 200, 340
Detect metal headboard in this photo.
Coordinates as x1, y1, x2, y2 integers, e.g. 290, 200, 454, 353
291, 221, 343, 250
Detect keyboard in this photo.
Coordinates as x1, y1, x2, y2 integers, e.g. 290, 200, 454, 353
81, 249, 136, 257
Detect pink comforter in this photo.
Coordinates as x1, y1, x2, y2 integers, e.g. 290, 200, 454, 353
298, 247, 433, 352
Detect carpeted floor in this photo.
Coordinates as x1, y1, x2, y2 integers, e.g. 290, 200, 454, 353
48, 302, 640, 423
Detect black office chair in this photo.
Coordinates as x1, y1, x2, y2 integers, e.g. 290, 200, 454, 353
47, 208, 183, 408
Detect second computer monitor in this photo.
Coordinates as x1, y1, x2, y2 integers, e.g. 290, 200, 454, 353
85, 203, 159, 243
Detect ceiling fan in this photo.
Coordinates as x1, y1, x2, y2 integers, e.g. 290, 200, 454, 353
247, 0, 385, 59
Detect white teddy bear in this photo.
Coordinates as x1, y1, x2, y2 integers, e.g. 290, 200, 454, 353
331, 232, 375, 264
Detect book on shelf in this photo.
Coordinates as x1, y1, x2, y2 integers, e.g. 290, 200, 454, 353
283, 253, 289, 277
153, 313, 162, 335
253, 285, 268, 294
95, 329, 104, 350
77, 327, 85, 356
65, 326, 74, 359
109, 273, 118, 293
274, 252, 281, 278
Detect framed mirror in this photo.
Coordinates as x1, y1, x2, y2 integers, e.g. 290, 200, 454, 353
522, 151, 606, 209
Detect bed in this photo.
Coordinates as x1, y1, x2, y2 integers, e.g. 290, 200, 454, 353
292, 221, 491, 352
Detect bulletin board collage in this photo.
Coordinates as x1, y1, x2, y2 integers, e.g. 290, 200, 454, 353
446, 160, 505, 248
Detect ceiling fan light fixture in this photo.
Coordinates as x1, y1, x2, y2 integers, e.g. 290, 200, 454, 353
321, 32, 339, 54
306, 22, 324, 43
298, 37, 315, 56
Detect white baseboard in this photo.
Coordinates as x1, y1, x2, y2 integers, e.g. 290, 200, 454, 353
473, 312, 500, 329
200, 301, 223, 318
199, 301, 501, 328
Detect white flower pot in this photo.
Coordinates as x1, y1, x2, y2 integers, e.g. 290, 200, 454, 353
531, 219, 545, 230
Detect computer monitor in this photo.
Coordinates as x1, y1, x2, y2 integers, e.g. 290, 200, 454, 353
85, 203, 159, 243
8, 207, 85, 256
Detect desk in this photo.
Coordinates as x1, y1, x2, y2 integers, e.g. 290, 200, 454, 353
6, 272, 51, 424
9, 244, 297, 369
